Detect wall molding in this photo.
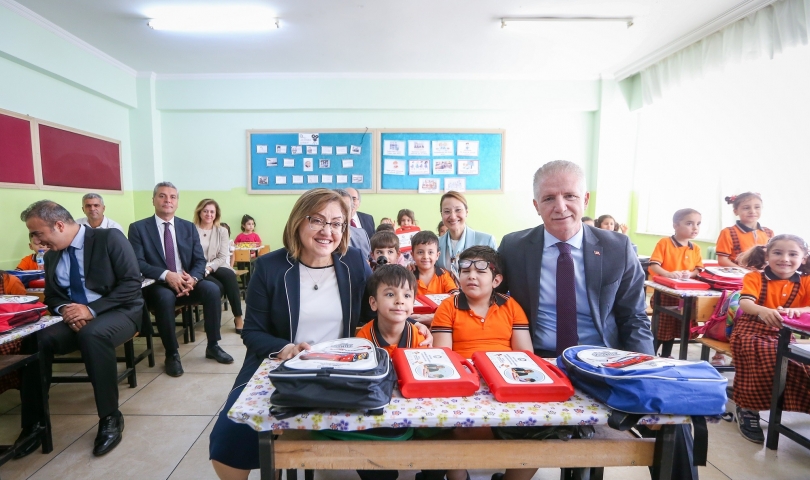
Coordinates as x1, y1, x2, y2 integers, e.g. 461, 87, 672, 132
612, 0, 778, 80
154, 71, 601, 81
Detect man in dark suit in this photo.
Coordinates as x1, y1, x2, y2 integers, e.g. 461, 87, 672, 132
499, 160, 696, 480
128, 182, 232, 378
16, 200, 143, 457
346, 187, 375, 240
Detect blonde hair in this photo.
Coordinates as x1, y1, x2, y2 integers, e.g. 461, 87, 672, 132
440, 191, 468, 211
193, 199, 221, 227
283, 189, 350, 260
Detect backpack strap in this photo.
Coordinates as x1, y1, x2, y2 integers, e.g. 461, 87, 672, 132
729, 227, 741, 258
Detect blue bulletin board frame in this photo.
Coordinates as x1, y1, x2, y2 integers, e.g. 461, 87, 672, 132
376, 129, 505, 193
247, 129, 375, 194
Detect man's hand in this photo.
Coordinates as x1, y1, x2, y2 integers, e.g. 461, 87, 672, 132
179, 271, 197, 296
165, 271, 187, 294
62, 304, 93, 332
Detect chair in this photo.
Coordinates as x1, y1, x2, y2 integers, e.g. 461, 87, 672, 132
257, 245, 270, 256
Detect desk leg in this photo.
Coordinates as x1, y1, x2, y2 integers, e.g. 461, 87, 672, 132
652, 290, 662, 354
259, 431, 275, 480
678, 299, 694, 360
652, 425, 677, 480
766, 328, 791, 450
35, 332, 53, 454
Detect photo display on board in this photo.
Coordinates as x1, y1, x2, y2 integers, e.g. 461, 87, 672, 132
248, 130, 374, 193
378, 130, 504, 193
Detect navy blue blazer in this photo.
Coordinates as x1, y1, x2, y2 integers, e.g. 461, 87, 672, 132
235, 246, 372, 387
357, 211, 376, 242
128, 215, 207, 282
498, 224, 653, 354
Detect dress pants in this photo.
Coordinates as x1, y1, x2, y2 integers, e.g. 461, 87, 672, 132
21, 311, 138, 427
144, 279, 222, 352
206, 268, 243, 317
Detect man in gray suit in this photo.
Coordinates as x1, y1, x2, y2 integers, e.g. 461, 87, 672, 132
335, 188, 371, 262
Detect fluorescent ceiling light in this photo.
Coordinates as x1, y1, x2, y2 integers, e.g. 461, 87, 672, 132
501, 17, 634, 28
147, 6, 279, 32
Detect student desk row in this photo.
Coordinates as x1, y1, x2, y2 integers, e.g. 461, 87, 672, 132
766, 323, 810, 451
228, 359, 700, 480
645, 281, 723, 360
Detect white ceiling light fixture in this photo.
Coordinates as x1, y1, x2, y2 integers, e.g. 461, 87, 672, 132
501, 17, 634, 29
147, 5, 280, 32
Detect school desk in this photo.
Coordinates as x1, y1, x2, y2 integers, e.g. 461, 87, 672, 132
645, 280, 723, 360
228, 358, 700, 480
766, 324, 810, 451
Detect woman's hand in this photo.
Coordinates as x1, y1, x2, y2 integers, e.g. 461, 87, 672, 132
757, 308, 784, 328
414, 322, 433, 347
278, 342, 312, 360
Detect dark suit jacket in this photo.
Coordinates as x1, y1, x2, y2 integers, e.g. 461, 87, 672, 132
498, 224, 653, 354
237, 247, 371, 387
44, 227, 143, 325
128, 215, 207, 282
357, 211, 375, 241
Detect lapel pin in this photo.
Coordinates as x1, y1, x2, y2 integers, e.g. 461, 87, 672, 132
594, 251, 601, 256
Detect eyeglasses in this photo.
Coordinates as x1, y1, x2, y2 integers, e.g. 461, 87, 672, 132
458, 259, 493, 271
306, 216, 346, 232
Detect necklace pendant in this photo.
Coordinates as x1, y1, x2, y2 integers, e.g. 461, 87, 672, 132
314, 284, 319, 290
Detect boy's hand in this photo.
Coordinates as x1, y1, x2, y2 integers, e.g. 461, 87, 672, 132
414, 323, 433, 346
661, 271, 680, 279
411, 314, 434, 327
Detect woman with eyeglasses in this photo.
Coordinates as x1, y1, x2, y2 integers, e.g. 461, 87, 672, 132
436, 191, 497, 280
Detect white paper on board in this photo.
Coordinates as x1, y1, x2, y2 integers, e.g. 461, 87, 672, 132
458, 160, 479, 175
408, 159, 430, 175
337, 175, 348, 183
275, 176, 287, 184
418, 178, 440, 194
292, 175, 304, 184
306, 146, 318, 155
432, 159, 455, 175
336, 146, 348, 155
444, 177, 466, 192
350, 145, 362, 154
276, 145, 287, 154
321, 146, 333, 155
303, 158, 314, 172
257, 145, 268, 154
321, 175, 333, 183
342, 159, 354, 168
408, 140, 430, 156
319, 159, 330, 169
266, 158, 278, 167
257, 176, 269, 185
283, 158, 295, 167
307, 175, 319, 184
291, 146, 303, 155
383, 140, 405, 156
384, 159, 406, 175
457, 140, 479, 157
351, 174, 364, 184
299, 133, 319, 145
432, 140, 453, 156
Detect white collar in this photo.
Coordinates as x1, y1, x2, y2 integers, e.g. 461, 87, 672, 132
544, 224, 584, 250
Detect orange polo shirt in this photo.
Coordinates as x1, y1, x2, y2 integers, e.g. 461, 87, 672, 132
2, 274, 26, 295
740, 268, 810, 309
356, 319, 426, 357
431, 292, 529, 359
16, 255, 40, 271
417, 267, 458, 296
715, 222, 774, 262
650, 236, 704, 272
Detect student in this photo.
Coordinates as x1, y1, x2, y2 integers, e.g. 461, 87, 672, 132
437, 221, 448, 237
234, 214, 262, 245
16, 233, 49, 271
581, 216, 594, 227
730, 235, 810, 443
370, 231, 407, 268
380, 217, 394, 226
596, 214, 628, 234
395, 209, 420, 234
410, 231, 459, 326
432, 245, 533, 480
376, 223, 395, 234
649, 209, 705, 358
716, 192, 774, 267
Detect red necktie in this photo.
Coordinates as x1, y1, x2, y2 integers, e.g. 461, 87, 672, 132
351, 219, 357, 228
555, 242, 578, 355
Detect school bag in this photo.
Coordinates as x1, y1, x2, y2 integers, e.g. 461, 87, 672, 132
690, 290, 742, 342
268, 338, 396, 419
0, 298, 48, 333
696, 266, 746, 290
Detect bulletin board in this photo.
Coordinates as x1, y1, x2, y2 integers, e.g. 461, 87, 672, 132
247, 129, 375, 194
0, 109, 36, 187
376, 129, 504, 194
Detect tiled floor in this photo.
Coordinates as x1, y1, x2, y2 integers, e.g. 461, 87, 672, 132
0, 308, 809, 480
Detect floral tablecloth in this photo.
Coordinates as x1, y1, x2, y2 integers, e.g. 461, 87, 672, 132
645, 281, 724, 298
0, 316, 62, 346
228, 359, 692, 432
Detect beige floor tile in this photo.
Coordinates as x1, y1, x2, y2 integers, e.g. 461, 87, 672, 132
167, 416, 218, 480
0, 389, 21, 415
181, 344, 246, 374
120, 372, 236, 416
28, 415, 212, 480
136, 342, 198, 373
0, 414, 99, 479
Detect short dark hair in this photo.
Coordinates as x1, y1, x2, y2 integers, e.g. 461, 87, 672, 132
459, 245, 503, 276
376, 223, 395, 233
581, 216, 592, 222
240, 214, 256, 232
367, 265, 416, 298
370, 231, 399, 251
673, 208, 700, 224
20, 200, 75, 228
410, 230, 439, 249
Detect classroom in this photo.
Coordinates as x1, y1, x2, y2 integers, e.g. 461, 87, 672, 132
1, 0, 809, 479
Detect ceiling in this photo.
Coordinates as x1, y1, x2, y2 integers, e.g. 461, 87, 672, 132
13, 0, 751, 77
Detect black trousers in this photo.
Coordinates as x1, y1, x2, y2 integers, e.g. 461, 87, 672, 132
206, 268, 243, 317
21, 311, 138, 427
143, 280, 222, 352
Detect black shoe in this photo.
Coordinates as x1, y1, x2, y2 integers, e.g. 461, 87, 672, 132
206, 345, 234, 364
491, 474, 504, 480
12, 422, 42, 459
93, 411, 124, 456
736, 406, 765, 444
165, 353, 184, 377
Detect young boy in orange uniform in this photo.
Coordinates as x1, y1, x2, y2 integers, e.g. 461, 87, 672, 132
16, 233, 49, 271
410, 231, 458, 327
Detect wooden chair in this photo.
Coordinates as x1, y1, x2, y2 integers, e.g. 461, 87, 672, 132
257, 245, 270, 256
696, 337, 735, 373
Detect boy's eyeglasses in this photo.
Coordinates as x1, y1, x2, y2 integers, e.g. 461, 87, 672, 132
458, 259, 492, 270
306, 216, 346, 233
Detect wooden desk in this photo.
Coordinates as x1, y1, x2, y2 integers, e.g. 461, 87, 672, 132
766, 325, 810, 451
645, 281, 723, 360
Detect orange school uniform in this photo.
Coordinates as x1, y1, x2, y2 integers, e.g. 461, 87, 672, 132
356, 320, 426, 357
650, 237, 705, 342
16, 255, 39, 271
431, 292, 529, 359
731, 269, 810, 412
715, 221, 774, 263
416, 267, 458, 296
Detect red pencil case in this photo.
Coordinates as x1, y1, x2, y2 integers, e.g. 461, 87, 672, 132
392, 347, 479, 398
413, 294, 451, 314
472, 351, 574, 403
652, 276, 710, 290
